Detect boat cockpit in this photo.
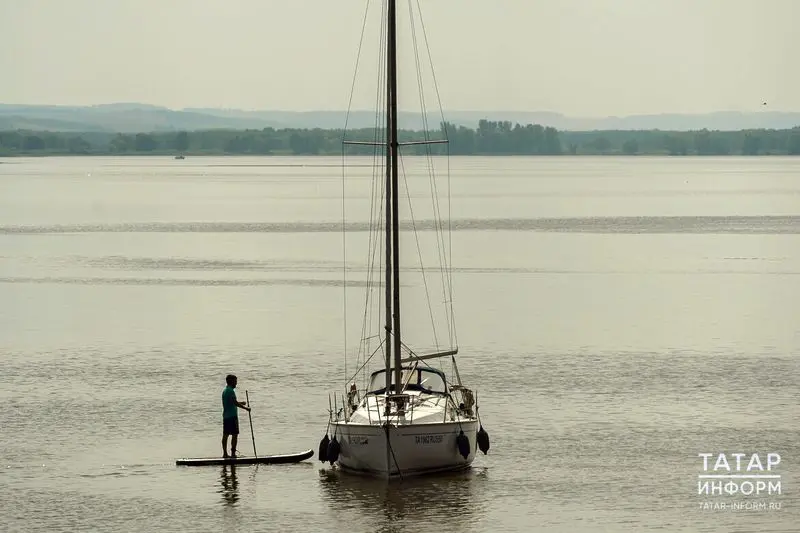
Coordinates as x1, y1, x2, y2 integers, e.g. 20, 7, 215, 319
366, 366, 448, 395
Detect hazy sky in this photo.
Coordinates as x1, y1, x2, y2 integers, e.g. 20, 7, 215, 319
1, 0, 798, 116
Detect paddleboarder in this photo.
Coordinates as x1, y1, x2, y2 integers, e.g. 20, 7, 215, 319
222, 374, 251, 458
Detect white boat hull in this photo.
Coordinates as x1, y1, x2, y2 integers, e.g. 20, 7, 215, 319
332, 419, 478, 477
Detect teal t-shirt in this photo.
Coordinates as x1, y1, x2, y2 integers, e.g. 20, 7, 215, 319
222, 386, 238, 419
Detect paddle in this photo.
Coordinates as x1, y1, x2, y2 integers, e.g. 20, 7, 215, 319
245, 390, 258, 458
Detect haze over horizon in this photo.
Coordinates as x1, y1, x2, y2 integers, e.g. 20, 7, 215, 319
1, 0, 798, 118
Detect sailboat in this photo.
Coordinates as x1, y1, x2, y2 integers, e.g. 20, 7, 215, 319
319, 0, 489, 478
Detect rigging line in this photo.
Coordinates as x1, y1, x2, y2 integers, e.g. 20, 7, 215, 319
345, 338, 385, 388
414, 0, 449, 143
369, 0, 390, 382
423, 149, 453, 346
363, 162, 384, 317
415, 0, 457, 346
433, 168, 454, 346
425, 151, 453, 344
446, 144, 456, 346
341, 142, 348, 385
343, 0, 374, 136
356, 0, 388, 379
360, 163, 385, 376
408, 1, 454, 345
356, 3, 387, 390
407, 3, 444, 310
357, 145, 381, 370
343, 0, 374, 384
372, 0, 388, 148
358, 45, 383, 370
408, 2, 430, 141
398, 154, 441, 351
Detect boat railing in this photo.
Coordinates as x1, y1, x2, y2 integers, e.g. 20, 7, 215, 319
347, 383, 460, 424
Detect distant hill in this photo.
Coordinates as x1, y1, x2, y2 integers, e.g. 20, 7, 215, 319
185, 108, 800, 132
1, 103, 799, 132
0, 103, 275, 133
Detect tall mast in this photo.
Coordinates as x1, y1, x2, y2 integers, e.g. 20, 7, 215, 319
388, 0, 402, 395
383, 0, 393, 395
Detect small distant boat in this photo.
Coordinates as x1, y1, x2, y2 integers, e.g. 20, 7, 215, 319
176, 449, 313, 466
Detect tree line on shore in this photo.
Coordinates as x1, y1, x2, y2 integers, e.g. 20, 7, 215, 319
1, 119, 799, 156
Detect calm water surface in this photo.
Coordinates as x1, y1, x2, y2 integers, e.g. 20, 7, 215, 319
1, 156, 798, 532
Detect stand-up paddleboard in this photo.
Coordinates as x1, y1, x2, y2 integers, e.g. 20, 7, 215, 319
176, 449, 313, 466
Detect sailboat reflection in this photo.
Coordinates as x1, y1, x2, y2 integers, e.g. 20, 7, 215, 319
218, 465, 239, 506
318, 467, 486, 530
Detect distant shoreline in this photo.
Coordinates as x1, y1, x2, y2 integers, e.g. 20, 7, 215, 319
2, 153, 799, 159
1, 123, 799, 157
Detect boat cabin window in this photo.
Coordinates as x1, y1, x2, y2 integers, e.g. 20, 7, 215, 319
367, 368, 447, 394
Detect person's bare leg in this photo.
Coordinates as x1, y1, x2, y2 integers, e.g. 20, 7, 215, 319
231, 435, 238, 457
222, 434, 229, 457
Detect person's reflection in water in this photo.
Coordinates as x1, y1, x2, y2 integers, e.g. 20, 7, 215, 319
219, 465, 239, 506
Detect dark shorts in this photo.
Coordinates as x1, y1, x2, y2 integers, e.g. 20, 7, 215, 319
223, 417, 239, 435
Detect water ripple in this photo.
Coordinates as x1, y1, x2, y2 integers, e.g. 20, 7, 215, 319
0, 276, 365, 287
2, 215, 800, 235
